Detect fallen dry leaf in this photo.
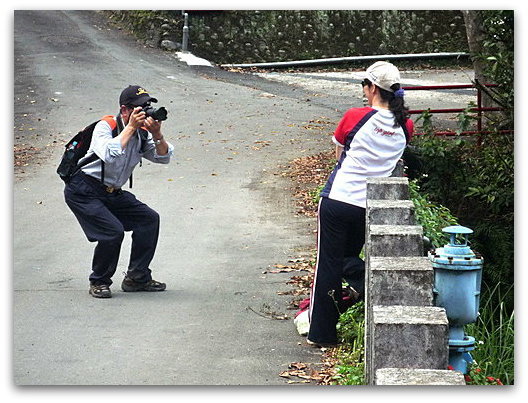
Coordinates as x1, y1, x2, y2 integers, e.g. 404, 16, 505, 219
289, 362, 307, 370
282, 151, 335, 217
280, 362, 329, 384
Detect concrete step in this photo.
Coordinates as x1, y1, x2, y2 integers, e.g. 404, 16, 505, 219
367, 199, 416, 226
375, 368, 466, 385
366, 176, 410, 200
368, 224, 423, 257
367, 305, 449, 384
369, 256, 434, 306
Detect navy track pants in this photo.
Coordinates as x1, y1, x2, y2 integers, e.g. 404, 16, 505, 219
64, 172, 160, 286
308, 196, 366, 344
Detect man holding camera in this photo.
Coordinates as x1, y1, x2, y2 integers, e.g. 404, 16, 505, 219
64, 85, 174, 298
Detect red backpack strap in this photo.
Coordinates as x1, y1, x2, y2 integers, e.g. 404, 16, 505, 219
101, 115, 117, 131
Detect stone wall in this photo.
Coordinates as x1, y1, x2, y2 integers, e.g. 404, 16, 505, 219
105, 10, 468, 64
188, 11, 468, 64
364, 176, 466, 386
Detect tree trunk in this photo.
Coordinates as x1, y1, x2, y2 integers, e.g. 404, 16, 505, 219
462, 10, 494, 109
462, 9, 504, 131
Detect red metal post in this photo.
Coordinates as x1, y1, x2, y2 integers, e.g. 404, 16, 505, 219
402, 83, 504, 140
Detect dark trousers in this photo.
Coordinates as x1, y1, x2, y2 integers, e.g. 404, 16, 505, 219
308, 197, 366, 344
64, 172, 160, 286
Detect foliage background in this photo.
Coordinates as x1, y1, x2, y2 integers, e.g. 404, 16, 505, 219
410, 11, 514, 312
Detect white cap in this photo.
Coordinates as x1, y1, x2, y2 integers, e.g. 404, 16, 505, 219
365, 61, 401, 92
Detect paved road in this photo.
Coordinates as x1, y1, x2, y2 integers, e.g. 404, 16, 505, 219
254, 68, 476, 133
12, 10, 477, 388
13, 10, 334, 386
254, 68, 475, 108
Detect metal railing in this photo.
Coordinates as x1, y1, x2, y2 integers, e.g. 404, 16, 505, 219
403, 83, 511, 137
221, 52, 469, 69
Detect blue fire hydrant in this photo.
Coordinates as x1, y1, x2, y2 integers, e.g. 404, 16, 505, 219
428, 225, 483, 374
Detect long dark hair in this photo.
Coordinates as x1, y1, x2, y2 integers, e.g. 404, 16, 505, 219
365, 79, 409, 129
380, 84, 409, 129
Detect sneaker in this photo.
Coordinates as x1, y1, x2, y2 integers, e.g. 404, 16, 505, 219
306, 339, 338, 348
89, 284, 112, 298
121, 277, 166, 292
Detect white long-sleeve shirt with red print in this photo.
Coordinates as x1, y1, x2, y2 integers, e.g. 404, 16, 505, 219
320, 106, 414, 208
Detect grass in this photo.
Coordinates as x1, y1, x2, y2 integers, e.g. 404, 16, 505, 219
465, 282, 514, 385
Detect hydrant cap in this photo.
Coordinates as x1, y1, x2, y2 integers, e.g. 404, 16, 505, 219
442, 226, 473, 235
430, 225, 482, 266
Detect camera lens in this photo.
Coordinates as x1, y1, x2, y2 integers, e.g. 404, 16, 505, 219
143, 105, 168, 121
151, 107, 168, 121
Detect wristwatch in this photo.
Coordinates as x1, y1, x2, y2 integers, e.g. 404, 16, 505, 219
154, 137, 163, 145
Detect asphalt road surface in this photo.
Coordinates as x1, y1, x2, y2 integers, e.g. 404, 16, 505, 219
12, 10, 477, 389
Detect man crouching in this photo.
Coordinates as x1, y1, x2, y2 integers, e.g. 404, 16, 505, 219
64, 85, 174, 298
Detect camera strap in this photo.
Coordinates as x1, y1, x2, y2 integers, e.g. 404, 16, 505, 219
116, 113, 134, 189
114, 113, 145, 189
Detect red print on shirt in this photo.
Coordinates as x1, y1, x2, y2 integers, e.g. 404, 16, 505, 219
374, 126, 396, 136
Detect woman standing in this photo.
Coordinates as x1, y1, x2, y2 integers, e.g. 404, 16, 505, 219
307, 61, 413, 346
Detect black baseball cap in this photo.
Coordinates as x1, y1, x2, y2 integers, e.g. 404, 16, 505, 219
119, 85, 158, 107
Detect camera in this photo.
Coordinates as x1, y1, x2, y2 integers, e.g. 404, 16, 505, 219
143, 105, 168, 121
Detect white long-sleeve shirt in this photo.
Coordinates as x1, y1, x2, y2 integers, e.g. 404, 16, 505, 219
321, 106, 413, 208
80, 117, 174, 188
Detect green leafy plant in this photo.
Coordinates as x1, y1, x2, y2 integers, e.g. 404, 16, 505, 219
456, 101, 478, 135
333, 359, 365, 385
410, 130, 513, 290
337, 301, 365, 345
310, 184, 325, 205
461, 363, 504, 385
332, 302, 366, 385
414, 108, 434, 134
464, 134, 514, 216
411, 132, 514, 291
478, 11, 514, 127
409, 180, 458, 247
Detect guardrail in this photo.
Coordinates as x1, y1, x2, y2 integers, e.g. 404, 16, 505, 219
221, 52, 469, 69
404, 83, 512, 137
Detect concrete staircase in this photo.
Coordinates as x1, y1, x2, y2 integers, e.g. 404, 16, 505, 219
364, 177, 465, 385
